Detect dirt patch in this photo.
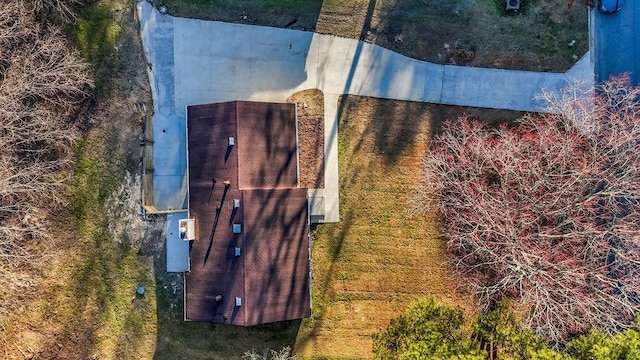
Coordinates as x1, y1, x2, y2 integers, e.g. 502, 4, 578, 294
287, 89, 325, 189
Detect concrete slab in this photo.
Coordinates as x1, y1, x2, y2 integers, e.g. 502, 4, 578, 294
342, 46, 429, 101
173, 17, 315, 109
315, 36, 431, 101
314, 35, 358, 92
441, 66, 566, 112
166, 212, 190, 272
565, 51, 594, 81
138, 3, 175, 115
322, 94, 340, 223
153, 175, 188, 210
138, 4, 189, 211
152, 114, 186, 176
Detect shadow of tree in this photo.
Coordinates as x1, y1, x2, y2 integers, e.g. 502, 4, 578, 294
152, 237, 303, 358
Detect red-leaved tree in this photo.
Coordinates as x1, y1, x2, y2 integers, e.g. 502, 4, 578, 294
416, 75, 640, 345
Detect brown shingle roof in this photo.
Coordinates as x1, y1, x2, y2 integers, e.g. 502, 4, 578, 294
236, 102, 299, 190
185, 101, 310, 325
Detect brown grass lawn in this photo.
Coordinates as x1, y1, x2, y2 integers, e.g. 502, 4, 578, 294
294, 96, 522, 359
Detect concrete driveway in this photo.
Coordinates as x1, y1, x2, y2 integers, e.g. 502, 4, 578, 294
137, 2, 593, 223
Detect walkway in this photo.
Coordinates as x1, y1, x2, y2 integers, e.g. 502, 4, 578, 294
137, 2, 593, 223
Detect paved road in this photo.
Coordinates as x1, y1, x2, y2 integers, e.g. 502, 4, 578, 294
137, 2, 593, 222
592, 2, 639, 84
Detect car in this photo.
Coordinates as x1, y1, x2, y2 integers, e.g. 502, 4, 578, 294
598, 0, 620, 13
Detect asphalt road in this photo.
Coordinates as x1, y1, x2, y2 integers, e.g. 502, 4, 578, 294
592, 1, 639, 85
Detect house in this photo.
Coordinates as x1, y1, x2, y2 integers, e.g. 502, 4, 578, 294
183, 101, 311, 325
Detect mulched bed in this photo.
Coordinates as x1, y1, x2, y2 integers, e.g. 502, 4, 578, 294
289, 90, 325, 189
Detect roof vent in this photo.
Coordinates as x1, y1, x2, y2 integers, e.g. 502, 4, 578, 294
235, 297, 242, 306
234, 247, 241, 256
233, 199, 240, 208
228, 137, 235, 146
506, 0, 520, 10
233, 224, 242, 233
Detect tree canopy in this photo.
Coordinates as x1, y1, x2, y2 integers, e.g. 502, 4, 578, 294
374, 298, 640, 360
372, 298, 484, 359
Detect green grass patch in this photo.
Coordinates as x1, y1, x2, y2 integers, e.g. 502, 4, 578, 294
72, 0, 126, 94
47, 123, 157, 358
162, 0, 322, 29
75, 3, 120, 62
71, 126, 128, 218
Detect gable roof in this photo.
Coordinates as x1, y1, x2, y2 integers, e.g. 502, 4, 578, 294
184, 101, 311, 326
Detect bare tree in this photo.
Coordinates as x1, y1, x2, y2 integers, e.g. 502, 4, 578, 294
31, 0, 80, 24
242, 347, 299, 360
416, 76, 640, 345
0, 1, 92, 316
